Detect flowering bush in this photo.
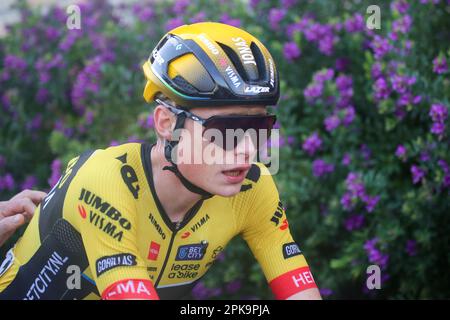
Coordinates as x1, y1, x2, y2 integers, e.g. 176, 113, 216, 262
1, 0, 449, 299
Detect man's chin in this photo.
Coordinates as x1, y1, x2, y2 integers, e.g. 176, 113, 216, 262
210, 184, 242, 197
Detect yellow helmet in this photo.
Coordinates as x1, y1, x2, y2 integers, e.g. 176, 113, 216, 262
142, 22, 279, 108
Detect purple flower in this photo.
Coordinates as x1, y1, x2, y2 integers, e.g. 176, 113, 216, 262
312, 159, 334, 178
344, 13, 364, 33
395, 145, 407, 158
249, 0, 262, 9
220, 13, 241, 28
336, 75, 353, 94
302, 132, 322, 156
392, 15, 413, 34
433, 55, 448, 74
225, 279, 242, 294
370, 36, 392, 60
48, 159, 62, 188
391, 0, 410, 14
391, 74, 416, 94
127, 136, 145, 144
192, 282, 211, 300
45, 27, 60, 41
1, 173, 15, 191
324, 114, 340, 132
342, 153, 351, 166
362, 194, 380, 213
346, 172, 365, 197
318, 35, 336, 56
319, 288, 333, 297
85, 111, 94, 125
283, 41, 301, 61
36, 88, 49, 104
405, 240, 417, 256
340, 192, 354, 211
190, 11, 206, 23
281, 0, 297, 8
344, 214, 365, 231
4, 55, 27, 71
431, 122, 446, 136
360, 144, 372, 161
138, 7, 154, 22
429, 103, 448, 123
420, 151, 431, 162
364, 238, 389, 269
268, 8, 286, 30
26, 114, 43, 132
335, 57, 350, 72
59, 30, 82, 52
172, 0, 190, 15
21, 175, 38, 190
166, 17, 184, 31
411, 165, 426, 184
39, 72, 51, 84
313, 69, 335, 83
304, 82, 323, 101
342, 106, 356, 126
371, 62, 383, 79
373, 77, 391, 101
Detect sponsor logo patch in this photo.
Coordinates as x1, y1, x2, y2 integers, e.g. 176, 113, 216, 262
282, 242, 302, 259
96, 253, 137, 277
175, 241, 208, 261
147, 241, 161, 261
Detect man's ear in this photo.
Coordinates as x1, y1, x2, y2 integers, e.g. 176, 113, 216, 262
153, 105, 175, 140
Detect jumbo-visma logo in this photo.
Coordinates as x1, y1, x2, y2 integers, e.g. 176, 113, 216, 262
77, 188, 132, 242
270, 201, 288, 231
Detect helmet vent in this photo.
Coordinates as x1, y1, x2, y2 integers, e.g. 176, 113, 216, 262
172, 75, 198, 94
250, 42, 267, 82
217, 42, 249, 82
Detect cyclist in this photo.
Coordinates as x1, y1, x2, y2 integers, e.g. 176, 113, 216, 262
0, 22, 321, 300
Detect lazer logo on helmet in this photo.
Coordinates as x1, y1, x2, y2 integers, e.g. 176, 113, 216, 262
231, 37, 256, 66
197, 33, 219, 55
152, 49, 165, 66
244, 86, 270, 94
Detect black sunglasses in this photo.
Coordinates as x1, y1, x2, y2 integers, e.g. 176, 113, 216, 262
156, 99, 277, 151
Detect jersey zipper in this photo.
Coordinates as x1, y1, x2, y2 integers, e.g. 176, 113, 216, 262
154, 220, 182, 287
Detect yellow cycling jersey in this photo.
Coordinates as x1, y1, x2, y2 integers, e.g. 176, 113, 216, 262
0, 143, 317, 300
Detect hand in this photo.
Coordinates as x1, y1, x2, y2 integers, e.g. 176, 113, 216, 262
0, 189, 47, 247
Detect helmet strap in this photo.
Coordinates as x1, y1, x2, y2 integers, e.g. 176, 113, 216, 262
162, 113, 213, 199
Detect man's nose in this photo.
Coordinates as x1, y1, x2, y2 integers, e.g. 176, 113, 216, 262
235, 131, 258, 160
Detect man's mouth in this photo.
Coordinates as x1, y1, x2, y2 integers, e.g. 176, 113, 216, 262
222, 169, 242, 177
221, 166, 251, 183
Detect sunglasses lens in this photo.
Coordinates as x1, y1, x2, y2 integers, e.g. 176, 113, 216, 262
203, 115, 276, 150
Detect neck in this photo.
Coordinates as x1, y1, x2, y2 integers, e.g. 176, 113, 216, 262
150, 141, 203, 222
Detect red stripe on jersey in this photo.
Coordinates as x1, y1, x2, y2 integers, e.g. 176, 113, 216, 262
269, 266, 317, 300
102, 279, 159, 300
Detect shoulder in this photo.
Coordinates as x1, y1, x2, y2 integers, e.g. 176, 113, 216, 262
239, 162, 278, 196
66, 143, 145, 200
230, 162, 280, 220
